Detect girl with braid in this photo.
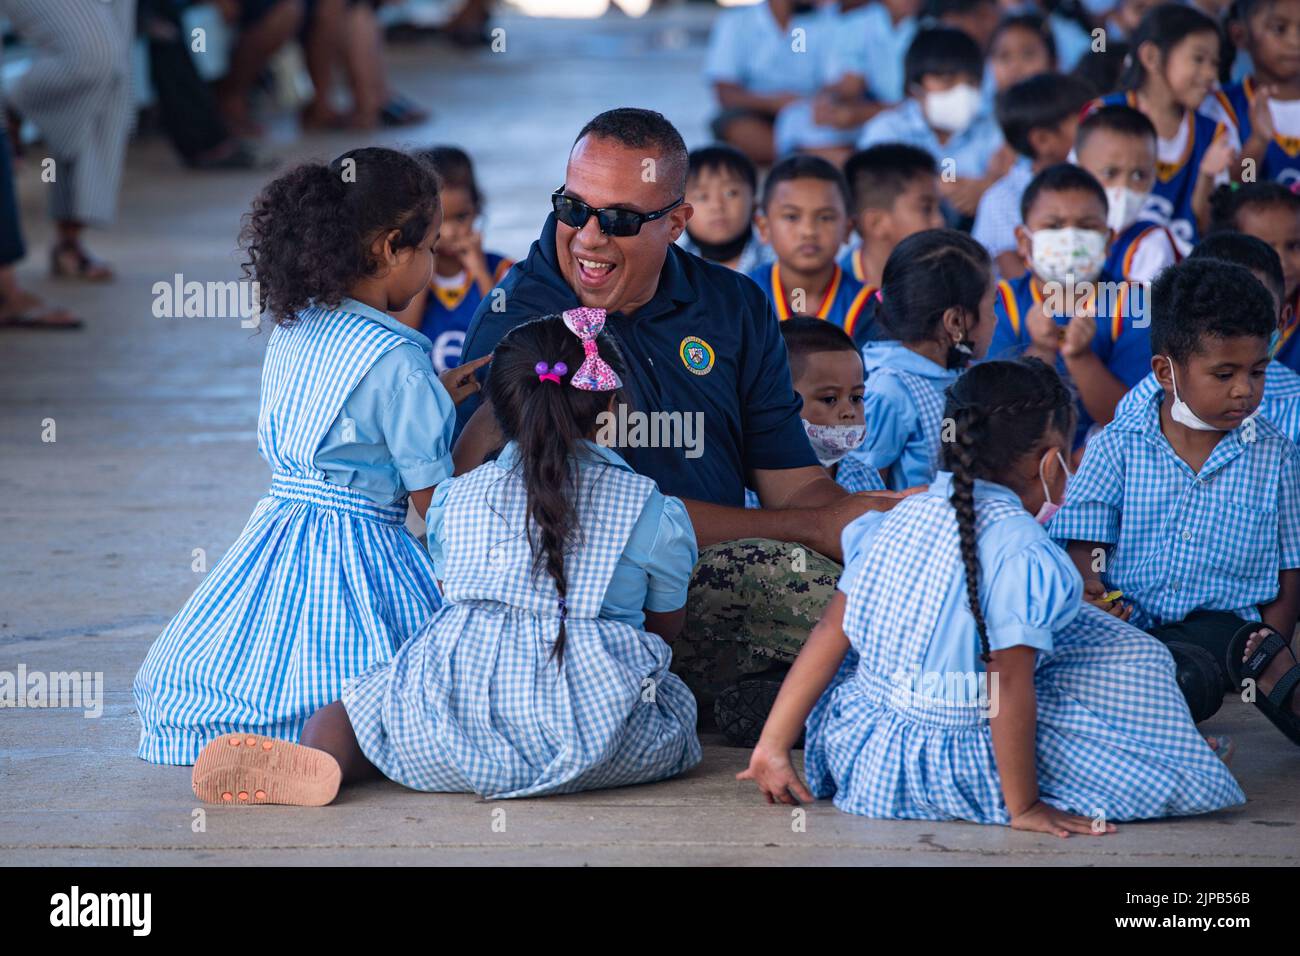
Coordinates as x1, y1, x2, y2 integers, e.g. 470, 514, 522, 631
740, 358, 1244, 833
189, 311, 702, 805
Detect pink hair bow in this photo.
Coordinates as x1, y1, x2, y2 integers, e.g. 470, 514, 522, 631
562, 307, 622, 391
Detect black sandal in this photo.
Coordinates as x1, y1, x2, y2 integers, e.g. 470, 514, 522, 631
1226, 623, 1300, 746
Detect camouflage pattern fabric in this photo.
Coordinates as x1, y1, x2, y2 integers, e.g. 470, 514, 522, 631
671, 538, 841, 706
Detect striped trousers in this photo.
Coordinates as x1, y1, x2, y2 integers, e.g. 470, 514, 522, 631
0, 0, 136, 224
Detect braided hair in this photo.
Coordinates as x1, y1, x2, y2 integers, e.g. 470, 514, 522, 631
484, 316, 628, 664
941, 358, 1074, 662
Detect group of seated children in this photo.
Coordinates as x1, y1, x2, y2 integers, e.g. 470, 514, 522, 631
130, 0, 1300, 834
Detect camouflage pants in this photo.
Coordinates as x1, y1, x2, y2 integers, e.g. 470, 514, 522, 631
670, 538, 841, 706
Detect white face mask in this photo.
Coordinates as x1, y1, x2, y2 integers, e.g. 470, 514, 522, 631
1035, 450, 1071, 525
1104, 186, 1150, 234
1029, 227, 1108, 285
1163, 356, 1260, 432
803, 419, 867, 467
923, 83, 983, 134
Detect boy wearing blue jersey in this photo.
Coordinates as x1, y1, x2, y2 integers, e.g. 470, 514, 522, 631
748, 156, 874, 329
839, 144, 945, 344
1053, 258, 1300, 740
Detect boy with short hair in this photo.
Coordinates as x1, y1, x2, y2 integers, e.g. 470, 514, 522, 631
839, 144, 945, 343
1052, 258, 1300, 741
1074, 104, 1182, 283
1114, 232, 1300, 443
991, 163, 1151, 448
858, 27, 1008, 220
781, 316, 884, 492
973, 71, 1096, 278
747, 155, 874, 330
678, 144, 770, 274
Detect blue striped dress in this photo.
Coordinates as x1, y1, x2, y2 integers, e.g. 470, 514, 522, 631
342, 443, 702, 799
804, 472, 1244, 823
133, 299, 455, 765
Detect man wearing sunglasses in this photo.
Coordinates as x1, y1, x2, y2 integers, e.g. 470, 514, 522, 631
453, 108, 900, 743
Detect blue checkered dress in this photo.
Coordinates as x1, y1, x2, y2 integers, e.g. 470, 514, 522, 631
133, 307, 444, 765
804, 488, 1244, 823
1052, 386, 1300, 629
342, 454, 702, 799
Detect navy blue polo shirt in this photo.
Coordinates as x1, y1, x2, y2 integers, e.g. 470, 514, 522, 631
456, 212, 817, 506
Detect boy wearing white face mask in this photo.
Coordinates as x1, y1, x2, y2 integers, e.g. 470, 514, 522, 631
1075, 104, 1182, 283
780, 317, 884, 493
1052, 258, 1300, 741
990, 164, 1152, 451
857, 27, 1008, 221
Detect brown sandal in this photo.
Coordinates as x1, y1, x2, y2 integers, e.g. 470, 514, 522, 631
50, 242, 114, 282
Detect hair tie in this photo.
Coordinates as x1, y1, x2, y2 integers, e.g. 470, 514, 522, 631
562, 308, 622, 391
535, 361, 567, 384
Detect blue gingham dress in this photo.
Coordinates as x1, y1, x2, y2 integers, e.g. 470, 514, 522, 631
133, 309, 443, 765
342, 455, 702, 799
804, 491, 1244, 824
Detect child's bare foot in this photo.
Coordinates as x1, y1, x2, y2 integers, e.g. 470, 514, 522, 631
1240, 628, 1300, 719
1202, 734, 1234, 765
192, 734, 342, 806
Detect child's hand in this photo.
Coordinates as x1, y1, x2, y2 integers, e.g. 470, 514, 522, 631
736, 744, 814, 805
986, 144, 1018, 181
938, 177, 984, 217
1025, 299, 1062, 356
1082, 579, 1132, 621
1198, 130, 1237, 180
438, 353, 492, 405
1249, 84, 1277, 145
1011, 799, 1116, 837
1060, 308, 1096, 361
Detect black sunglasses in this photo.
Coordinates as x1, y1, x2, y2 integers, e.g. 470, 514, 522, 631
551, 186, 684, 237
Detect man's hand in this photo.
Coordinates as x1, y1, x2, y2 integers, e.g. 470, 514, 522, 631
805, 491, 898, 561
438, 353, 492, 405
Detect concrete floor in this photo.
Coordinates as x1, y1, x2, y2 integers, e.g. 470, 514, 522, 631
1, 8, 1297, 866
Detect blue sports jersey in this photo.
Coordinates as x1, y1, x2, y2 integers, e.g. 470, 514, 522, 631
418, 252, 512, 373
1214, 77, 1300, 188
746, 261, 875, 332
1094, 93, 1225, 246
838, 245, 885, 345
990, 273, 1152, 445
1101, 220, 1182, 281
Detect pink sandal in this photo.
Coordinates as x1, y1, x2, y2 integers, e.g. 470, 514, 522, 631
192, 734, 342, 806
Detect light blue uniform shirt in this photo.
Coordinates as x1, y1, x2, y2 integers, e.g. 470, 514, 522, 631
827, 2, 917, 103
704, 0, 837, 96
1114, 362, 1300, 446
1049, 14, 1093, 72
426, 440, 698, 629
838, 471, 1082, 679
1050, 387, 1300, 629
316, 297, 456, 505
857, 98, 1005, 178
972, 156, 1035, 263
855, 340, 958, 489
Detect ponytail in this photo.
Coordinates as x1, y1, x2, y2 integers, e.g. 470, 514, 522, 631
485, 316, 629, 663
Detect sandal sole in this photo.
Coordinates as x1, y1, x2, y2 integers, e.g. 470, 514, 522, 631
192, 734, 342, 806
